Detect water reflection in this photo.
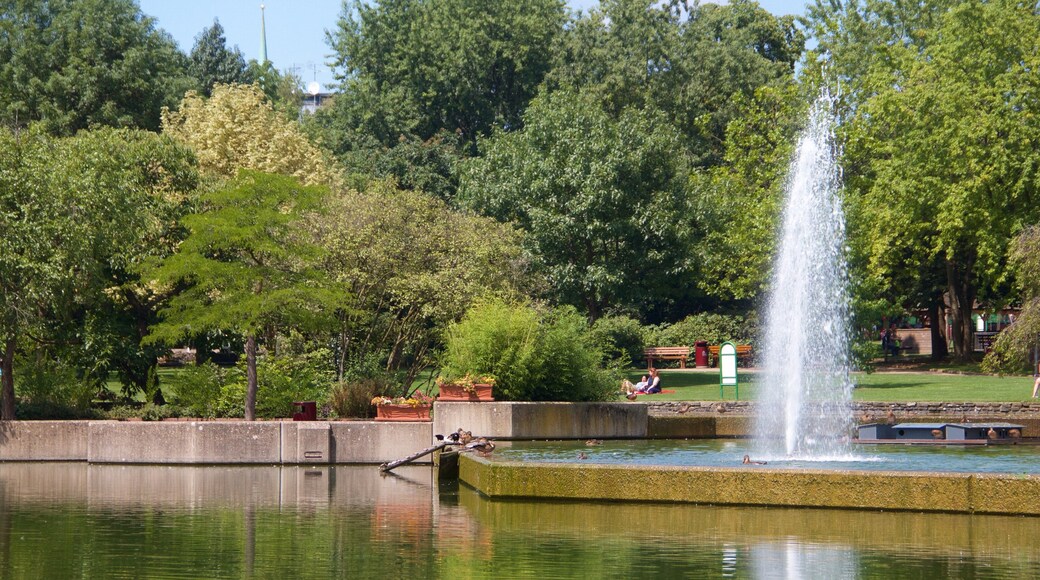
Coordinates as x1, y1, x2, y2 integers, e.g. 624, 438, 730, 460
0, 463, 1038, 579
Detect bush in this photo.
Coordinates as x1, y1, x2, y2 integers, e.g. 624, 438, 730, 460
590, 314, 647, 368
652, 312, 759, 348
850, 337, 883, 374
441, 299, 616, 401
215, 349, 336, 419
13, 354, 96, 417
168, 362, 235, 418
328, 377, 395, 418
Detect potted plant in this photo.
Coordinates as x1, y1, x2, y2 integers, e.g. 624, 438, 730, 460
371, 391, 434, 421
436, 373, 495, 402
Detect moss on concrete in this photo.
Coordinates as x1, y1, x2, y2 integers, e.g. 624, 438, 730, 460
459, 455, 1040, 516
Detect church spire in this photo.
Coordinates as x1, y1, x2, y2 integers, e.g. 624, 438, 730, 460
259, 4, 268, 64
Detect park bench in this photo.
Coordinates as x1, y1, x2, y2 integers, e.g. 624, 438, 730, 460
644, 346, 690, 369
708, 344, 753, 367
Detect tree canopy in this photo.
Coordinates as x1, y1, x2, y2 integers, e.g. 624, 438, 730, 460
188, 19, 249, 97
0, 0, 193, 134
460, 89, 695, 320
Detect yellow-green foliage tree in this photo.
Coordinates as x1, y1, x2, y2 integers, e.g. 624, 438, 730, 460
161, 83, 340, 187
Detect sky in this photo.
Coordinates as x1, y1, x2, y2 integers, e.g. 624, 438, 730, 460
137, 1, 808, 93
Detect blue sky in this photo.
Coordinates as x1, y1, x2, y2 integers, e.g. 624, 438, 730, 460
137, 1, 807, 92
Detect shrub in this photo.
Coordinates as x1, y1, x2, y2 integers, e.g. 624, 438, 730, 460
168, 362, 235, 418
590, 314, 647, 368
13, 354, 96, 417
652, 312, 759, 348
215, 349, 336, 419
442, 299, 616, 401
328, 377, 395, 418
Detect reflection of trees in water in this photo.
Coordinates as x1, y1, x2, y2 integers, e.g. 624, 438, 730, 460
1, 464, 1039, 577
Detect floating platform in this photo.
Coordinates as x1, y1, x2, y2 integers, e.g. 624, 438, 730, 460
857, 422, 1025, 444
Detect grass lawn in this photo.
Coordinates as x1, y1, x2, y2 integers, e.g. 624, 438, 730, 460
624, 369, 1038, 403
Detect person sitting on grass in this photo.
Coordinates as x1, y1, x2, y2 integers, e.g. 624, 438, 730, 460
622, 375, 649, 394
626, 369, 661, 399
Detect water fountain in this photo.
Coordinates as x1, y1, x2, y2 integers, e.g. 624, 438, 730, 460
754, 92, 856, 460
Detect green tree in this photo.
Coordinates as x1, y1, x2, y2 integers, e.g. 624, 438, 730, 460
548, 0, 803, 166
145, 171, 345, 420
0, 126, 197, 418
307, 179, 528, 388
692, 82, 803, 301
460, 89, 693, 320
188, 19, 248, 96
0, 0, 193, 134
840, 0, 1040, 359
985, 226, 1040, 373
326, 0, 566, 145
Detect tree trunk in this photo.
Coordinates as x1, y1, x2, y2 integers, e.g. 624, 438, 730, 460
245, 334, 257, 421
1, 337, 15, 420
928, 299, 948, 361
946, 259, 976, 360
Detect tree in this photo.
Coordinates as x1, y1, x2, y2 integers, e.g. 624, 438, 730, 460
459, 89, 694, 320
326, 0, 566, 145
985, 226, 1040, 373
145, 171, 345, 420
692, 82, 803, 301
188, 20, 248, 97
0, 0, 193, 134
840, 0, 1040, 359
307, 179, 528, 387
162, 83, 340, 187
548, 0, 804, 166
0, 126, 197, 418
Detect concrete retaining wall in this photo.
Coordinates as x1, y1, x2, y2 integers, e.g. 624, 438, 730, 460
0, 420, 87, 461
3, 399, 1039, 463
433, 402, 648, 440
459, 455, 1040, 516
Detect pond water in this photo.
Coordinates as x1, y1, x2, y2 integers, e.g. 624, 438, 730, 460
2, 462, 1039, 579
493, 439, 1040, 474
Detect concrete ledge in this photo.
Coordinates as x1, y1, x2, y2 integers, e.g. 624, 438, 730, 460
459, 455, 1040, 516
88, 421, 283, 464
433, 402, 648, 440
0, 420, 88, 461
330, 422, 432, 464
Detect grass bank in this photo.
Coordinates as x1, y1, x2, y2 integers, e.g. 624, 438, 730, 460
625, 369, 1038, 403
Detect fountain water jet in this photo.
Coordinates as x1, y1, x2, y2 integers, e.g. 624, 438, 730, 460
754, 92, 855, 460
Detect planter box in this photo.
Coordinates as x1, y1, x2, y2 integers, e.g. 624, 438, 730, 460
375, 404, 432, 422
438, 383, 495, 402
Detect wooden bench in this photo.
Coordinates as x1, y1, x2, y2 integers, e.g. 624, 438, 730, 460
644, 346, 690, 369
707, 344, 753, 367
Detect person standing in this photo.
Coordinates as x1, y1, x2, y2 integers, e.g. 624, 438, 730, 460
1032, 362, 1040, 399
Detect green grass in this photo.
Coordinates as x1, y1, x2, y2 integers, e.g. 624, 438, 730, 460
624, 369, 1038, 403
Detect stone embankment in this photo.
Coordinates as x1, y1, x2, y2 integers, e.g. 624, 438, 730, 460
647, 401, 1040, 418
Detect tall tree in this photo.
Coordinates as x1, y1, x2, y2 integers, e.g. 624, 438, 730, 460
188, 19, 248, 96
459, 90, 694, 320
0, 0, 193, 134
326, 0, 566, 145
0, 126, 197, 418
548, 0, 804, 166
307, 179, 528, 386
840, 0, 1040, 359
145, 171, 344, 420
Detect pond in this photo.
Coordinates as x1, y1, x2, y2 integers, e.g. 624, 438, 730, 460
1, 463, 1038, 579
492, 439, 1040, 474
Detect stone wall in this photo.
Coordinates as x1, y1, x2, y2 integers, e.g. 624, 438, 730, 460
647, 400, 1040, 418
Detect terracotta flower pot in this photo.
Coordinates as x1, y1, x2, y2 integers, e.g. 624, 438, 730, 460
437, 383, 495, 402
375, 404, 432, 422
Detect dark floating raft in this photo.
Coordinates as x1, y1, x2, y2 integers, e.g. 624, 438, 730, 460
857, 422, 1026, 445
